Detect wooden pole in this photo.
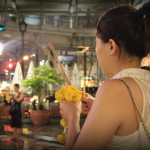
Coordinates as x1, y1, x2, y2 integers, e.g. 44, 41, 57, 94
83, 53, 86, 96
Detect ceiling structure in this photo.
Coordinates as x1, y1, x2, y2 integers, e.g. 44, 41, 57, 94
0, 0, 137, 14
0, 0, 145, 26
0, 0, 148, 70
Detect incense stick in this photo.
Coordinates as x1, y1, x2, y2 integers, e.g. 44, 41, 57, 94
42, 47, 68, 82
83, 76, 86, 97
47, 43, 71, 85
41, 44, 71, 85
42, 46, 62, 74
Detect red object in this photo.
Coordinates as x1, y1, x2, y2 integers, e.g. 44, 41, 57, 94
24, 97, 31, 102
5, 61, 16, 71
4, 125, 14, 132
8, 63, 12, 69
24, 112, 29, 115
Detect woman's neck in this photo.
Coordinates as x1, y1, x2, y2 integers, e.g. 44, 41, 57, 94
108, 58, 141, 78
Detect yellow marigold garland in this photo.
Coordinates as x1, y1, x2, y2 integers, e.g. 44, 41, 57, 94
60, 119, 68, 128
55, 85, 82, 103
57, 134, 67, 144
55, 85, 82, 144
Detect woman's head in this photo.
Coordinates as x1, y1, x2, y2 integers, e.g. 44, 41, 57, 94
96, 2, 150, 77
14, 84, 20, 92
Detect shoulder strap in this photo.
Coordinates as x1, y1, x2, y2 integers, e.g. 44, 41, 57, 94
119, 79, 150, 143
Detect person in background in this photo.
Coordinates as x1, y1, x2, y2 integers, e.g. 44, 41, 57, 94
10, 84, 24, 142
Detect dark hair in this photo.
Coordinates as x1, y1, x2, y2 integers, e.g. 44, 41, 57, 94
141, 66, 150, 71
14, 84, 20, 88
96, 2, 150, 59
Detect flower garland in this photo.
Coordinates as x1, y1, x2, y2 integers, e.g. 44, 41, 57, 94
55, 85, 82, 144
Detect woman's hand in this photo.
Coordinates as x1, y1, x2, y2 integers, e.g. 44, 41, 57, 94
60, 101, 82, 123
81, 97, 94, 115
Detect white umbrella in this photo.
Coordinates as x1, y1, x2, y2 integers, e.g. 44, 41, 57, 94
25, 61, 35, 94
71, 63, 81, 90
11, 62, 24, 91
45, 60, 50, 66
26, 61, 35, 79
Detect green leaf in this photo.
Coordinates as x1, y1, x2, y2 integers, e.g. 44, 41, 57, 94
23, 64, 64, 97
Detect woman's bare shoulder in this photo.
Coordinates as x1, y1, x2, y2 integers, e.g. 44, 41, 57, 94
94, 79, 129, 114
79, 79, 128, 144
97, 79, 125, 97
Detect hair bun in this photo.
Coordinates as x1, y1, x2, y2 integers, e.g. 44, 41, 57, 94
139, 2, 150, 16
140, 2, 150, 56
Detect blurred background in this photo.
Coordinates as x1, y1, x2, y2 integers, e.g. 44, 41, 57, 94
0, 0, 150, 149
0, 0, 149, 89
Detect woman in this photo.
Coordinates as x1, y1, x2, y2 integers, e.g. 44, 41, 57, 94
60, 2, 150, 150
10, 84, 24, 142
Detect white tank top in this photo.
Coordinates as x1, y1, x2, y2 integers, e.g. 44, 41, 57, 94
107, 68, 150, 150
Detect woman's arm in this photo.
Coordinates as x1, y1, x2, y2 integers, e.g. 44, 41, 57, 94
13, 93, 24, 102
63, 79, 126, 150
65, 115, 80, 150
60, 100, 82, 150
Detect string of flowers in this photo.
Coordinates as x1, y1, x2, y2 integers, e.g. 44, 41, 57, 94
42, 43, 83, 144
55, 85, 82, 144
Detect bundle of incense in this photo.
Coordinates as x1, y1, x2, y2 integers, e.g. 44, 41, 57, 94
42, 43, 86, 96
41, 43, 71, 85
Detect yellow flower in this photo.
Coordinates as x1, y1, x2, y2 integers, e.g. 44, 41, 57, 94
55, 85, 82, 103
55, 91, 64, 103
57, 134, 67, 144
60, 119, 68, 128
5, 92, 12, 103
56, 85, 82, 144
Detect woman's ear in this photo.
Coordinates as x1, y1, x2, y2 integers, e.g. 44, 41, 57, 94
108, 39, 119, 56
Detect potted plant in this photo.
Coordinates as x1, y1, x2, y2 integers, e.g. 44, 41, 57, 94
23, 64, 63, 125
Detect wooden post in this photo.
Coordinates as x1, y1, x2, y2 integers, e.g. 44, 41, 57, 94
83, 53, 86, 96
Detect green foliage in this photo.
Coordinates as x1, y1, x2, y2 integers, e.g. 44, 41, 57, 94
23, 64, 63, 96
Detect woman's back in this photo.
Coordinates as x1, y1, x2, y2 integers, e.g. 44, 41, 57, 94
108, 68, 150, 150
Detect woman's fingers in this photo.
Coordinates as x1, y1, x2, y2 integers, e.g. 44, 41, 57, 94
59, 101, 82, 122
82, 109, 90, 115
81, 102, 89, 108
81, 97, 94, 115
82, 105, 90, 110
81, 97, 89, 102
81, 102, 90, 114
60, 98, 92, 117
